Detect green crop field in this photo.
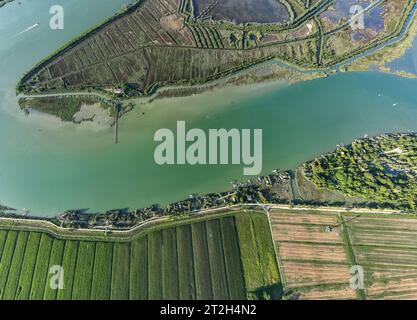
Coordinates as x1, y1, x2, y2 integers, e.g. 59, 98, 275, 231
0, 211, 280, 300
235, 212, 282, 299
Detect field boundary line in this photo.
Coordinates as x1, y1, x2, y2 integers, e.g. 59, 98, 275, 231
339, 214, 366, 300
88, 242, 97, 300
26, 233, 42, 300
276, 240, 345, 246
7, 232, 29, 299
69, 242, 81, 300
217, 219, 232, 300
204, 222, 215, 300
41, 237, 55, 300
0, 231, 9, 280
0, 231, 19, 300
15, 233, 31, 299
280, 258, 352, 266
108, 242, 115, 300
288, 281, 355, 292
263, 206, 286, 292
351, 243, 417, 250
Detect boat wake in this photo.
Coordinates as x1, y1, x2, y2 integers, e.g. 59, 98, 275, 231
13, 23, 39, 37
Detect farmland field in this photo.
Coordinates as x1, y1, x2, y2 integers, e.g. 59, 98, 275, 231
192, 0, 290, 24
18, 0, 415, 105
346, 214, 417, 300
271, 209, 417, 300
0, 211, 279, 300
235, 212, 282, 299
270, 209, 357, 300
3, 207, 417, 300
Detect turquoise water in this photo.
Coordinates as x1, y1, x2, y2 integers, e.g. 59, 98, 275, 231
387, 36, 417, 75
1, 0, 417, 216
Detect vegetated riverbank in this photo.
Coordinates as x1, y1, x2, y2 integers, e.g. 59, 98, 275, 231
15, 0, 143, 95
1, 132, 414, 228
347, 1, 417, 77
15, 0, 324, 98
304, 133, 417, 210
18, 96, 118, 124
19, 97, 109, 122
140, 61, 328, 103
16, 0, 416, 104
14, 0, 417, 122
17, 59, 326, 122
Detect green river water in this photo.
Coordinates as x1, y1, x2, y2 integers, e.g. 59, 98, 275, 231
1, 0, 417, 216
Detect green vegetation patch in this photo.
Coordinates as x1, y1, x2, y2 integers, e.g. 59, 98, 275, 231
235, 211, 282, 299
0, 211, 278, 300
304, 134, 417, 210
18, 96, 106, 122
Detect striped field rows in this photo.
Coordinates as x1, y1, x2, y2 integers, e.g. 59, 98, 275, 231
0, 212, 279, 300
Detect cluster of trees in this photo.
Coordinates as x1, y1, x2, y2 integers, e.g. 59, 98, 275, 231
304, 134, 417, 210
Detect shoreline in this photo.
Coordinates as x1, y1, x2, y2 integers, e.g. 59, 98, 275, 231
15, 0, 142, 94
2, 72, 417, 217
348, 0, 417, 77
0, 204, 407, 240
2, 132, 415, 222
18, 75, 291, 127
